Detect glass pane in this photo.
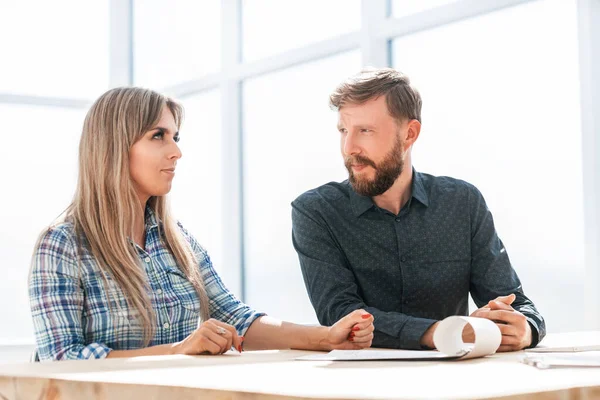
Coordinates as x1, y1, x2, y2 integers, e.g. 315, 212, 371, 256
134, 0, 221, 89
0, 105, 84, 340
243, 51, 361, 323
392, 0, 460, 17
169, 91, 223, 274
392, 0, 583, 331
243, 0, 361, 62
0, 1, 109, 98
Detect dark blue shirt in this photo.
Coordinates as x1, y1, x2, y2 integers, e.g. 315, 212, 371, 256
291, 169, 545, 350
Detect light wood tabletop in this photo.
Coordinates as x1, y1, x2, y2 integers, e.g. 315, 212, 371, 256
0, 331, 598, 400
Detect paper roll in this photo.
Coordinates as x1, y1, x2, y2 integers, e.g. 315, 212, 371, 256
433, 316, 502, 359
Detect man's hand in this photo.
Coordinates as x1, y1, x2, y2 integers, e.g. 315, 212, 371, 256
420, 321, 440, 349
470, 293, 532, 352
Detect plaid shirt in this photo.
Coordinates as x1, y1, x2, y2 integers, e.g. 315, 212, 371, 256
29, 209, 264, 361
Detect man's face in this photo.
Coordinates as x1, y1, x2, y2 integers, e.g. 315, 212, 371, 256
338, 96, 408, 197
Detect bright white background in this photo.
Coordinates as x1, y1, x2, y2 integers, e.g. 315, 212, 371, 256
0, 0, 598, 361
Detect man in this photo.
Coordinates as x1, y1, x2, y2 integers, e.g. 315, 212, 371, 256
291, 68, 545, 351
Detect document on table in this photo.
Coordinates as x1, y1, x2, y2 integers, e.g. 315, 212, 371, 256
521, 352, 600, 369
296, 316, 501, 361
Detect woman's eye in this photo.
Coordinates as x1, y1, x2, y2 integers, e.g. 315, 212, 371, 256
152, 131, 164, 140
173, 135, 180, 143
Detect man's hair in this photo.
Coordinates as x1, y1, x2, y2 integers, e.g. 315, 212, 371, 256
329, 68, 422, 123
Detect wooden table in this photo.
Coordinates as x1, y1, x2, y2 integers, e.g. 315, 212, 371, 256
0, 332, 598, 399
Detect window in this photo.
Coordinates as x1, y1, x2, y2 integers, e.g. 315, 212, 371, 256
392, 0, 583, 331
0, 1, 109, 98
169, 91, 224, 273
242, 0, 361, 62
0, 104, 85, 339
133, 0, 221, 89
242, 51, 361, 322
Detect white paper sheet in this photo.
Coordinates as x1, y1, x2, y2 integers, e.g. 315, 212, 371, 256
297, 316, 501, 361
521, 352, 600, 368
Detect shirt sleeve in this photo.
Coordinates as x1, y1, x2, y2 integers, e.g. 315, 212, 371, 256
29, 226, 112, 361
292, 198, 437, 350
467, 185, 546, 347
180, 224, 265, 336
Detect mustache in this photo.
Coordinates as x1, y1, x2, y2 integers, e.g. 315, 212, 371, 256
345, 155, 377, 169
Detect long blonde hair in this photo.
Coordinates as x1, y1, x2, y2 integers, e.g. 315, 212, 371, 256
64, 87, 209, 344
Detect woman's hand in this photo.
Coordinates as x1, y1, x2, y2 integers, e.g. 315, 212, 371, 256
172, 319, 243, 355
326, 309, 374, 350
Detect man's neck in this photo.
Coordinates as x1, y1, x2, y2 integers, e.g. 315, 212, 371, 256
372, 164, 413, 216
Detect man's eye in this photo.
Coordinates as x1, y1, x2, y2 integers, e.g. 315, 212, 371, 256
152, 131, 164, 139
174, 135, 180, 143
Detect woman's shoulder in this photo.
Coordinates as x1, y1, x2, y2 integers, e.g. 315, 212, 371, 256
38, 221, 77, 249
175, 221, 209, 258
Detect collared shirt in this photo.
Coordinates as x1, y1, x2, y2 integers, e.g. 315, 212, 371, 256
29, 209, 264, 361
292, 169, 546, 350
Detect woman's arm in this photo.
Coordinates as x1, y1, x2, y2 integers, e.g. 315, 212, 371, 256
30, 226, 114, 361
243, 310, 374, 351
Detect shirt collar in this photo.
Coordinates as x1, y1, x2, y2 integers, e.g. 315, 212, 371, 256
145, 205, 160, 230
411, 168, 430, 208
349, 167, 429, 217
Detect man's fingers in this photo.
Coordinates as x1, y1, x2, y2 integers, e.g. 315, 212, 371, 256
497, 323, 517, 337
488, 301, 514, 311
480, 309, 522, 325
497, 344, 518, 353
490, 293, 516, 306
500, 335, 521, 346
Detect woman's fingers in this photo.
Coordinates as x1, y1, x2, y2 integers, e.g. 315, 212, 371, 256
200, 322, 231, 354
208, 319, 241, 352
350, 323, 374, 338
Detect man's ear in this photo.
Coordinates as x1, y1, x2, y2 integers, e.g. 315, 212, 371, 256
404, 119, 421, 150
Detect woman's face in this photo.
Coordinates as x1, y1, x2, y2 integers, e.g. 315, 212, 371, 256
129, 106, 182, 204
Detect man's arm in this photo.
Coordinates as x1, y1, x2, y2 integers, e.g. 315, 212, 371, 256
467, 184, 546, 348
292, 198, 436, 350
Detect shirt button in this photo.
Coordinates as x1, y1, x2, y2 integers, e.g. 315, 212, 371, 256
144, 257, 151, 263
156, 289, 163, 295
163, 322, 170, 329
401, 255, 407, 262
395, 217, 401, 222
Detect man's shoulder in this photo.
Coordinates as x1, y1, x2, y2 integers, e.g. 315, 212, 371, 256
418, 171, 481, 198
292, 180, 351, 213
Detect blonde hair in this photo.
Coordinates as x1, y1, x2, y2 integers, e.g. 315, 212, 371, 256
62, 87, 209, 344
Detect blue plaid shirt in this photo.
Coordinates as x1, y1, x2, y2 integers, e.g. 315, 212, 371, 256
29, 209, 264, 361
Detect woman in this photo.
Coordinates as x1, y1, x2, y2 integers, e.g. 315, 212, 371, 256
29, 87, 374, 361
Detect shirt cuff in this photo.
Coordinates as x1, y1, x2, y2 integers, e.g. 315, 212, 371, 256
526, 318, 541, 348
78, 343, 112, 360
399, 317, 438, 350
238, 311, 267, 337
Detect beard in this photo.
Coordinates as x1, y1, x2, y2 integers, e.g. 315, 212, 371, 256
345, 135, 404, 197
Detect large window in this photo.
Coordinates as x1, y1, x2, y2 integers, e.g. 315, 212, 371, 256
1, 0, 598, 360
0, 1, 109, 98
133, 0, 221, 89
392, 0, 584, 331
242, 0, 361, 62
0, 105, 85, 339
243, 51, 361, 322
169, 91, 224, 273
